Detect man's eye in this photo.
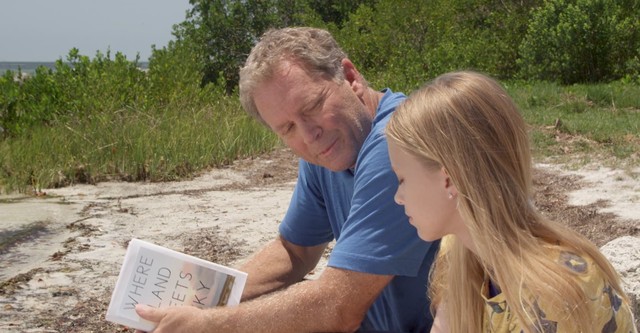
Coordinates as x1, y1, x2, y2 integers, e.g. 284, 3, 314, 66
282, 124, 293, 135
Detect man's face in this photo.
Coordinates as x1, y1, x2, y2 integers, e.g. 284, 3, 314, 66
253, 61, 373, 171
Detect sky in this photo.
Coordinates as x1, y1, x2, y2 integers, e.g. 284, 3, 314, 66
0, 0, 192, 62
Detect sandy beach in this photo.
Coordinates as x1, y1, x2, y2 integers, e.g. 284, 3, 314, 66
0, 148, 638, 332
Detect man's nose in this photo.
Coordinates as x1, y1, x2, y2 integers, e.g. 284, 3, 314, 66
299, 120, 322, 144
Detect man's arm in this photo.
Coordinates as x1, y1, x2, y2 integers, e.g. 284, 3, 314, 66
136, 264, 393, 333
239, 235, 328, 301
429, 302, 448, 333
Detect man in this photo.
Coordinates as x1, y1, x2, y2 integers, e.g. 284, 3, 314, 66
136, 27, 439, 333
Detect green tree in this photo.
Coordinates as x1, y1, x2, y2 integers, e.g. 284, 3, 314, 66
176, 0, 375, 94
305, 0, 377, 28
186, 0, 275, 94
337, 0, 537, 90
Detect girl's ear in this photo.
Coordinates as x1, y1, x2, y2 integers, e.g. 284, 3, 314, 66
441, 167, 458, 198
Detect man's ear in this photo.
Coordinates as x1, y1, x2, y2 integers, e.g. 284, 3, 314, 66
341, 58, 365, 95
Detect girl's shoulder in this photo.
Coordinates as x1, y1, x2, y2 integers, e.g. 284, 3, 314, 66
545, 247, 636, 332
543, 245, 596, 275
546, 247, 614, 305
552, 248, 598, 282
483, 247, 636, 333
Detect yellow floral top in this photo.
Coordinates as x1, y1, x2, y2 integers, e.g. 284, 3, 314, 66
481, 250, 636, 333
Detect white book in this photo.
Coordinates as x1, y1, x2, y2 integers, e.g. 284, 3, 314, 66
106, 238, 247, 332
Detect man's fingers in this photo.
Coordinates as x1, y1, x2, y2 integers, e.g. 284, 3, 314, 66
135, 304, 164, 322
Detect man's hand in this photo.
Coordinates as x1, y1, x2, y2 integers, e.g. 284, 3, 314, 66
134, 304, 214, 333
130, 265, 391, 333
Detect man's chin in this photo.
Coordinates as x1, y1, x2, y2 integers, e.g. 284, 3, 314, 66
295, 141, 360, 171
321, 160, 356, 172
301, 151, 355, 171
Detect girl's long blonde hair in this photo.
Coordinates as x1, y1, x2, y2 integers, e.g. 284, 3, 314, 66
386, 71, 628, 332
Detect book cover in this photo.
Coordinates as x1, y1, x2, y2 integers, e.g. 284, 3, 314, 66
106, 238, 247, 332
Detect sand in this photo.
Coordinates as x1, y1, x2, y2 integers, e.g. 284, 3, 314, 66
0, 150, 638, 331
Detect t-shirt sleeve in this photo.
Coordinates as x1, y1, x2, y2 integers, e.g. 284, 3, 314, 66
329, 131, 434, 277
278, 159, 334, 246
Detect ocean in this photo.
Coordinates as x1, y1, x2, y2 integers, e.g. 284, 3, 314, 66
0, 61, 149, 76
0, 61, 57, 75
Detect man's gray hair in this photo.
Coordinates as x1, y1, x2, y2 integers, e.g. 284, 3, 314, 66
239, 27, 348, 125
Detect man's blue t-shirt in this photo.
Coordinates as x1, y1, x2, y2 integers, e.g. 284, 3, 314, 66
279, 89, 440, 333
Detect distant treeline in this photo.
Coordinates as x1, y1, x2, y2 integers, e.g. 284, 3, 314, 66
0, 62, 149, 75
0, 62, 57, 75
1, 0, 638, 138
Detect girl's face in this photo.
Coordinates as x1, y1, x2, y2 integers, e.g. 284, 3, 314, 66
388, 140, 466, 242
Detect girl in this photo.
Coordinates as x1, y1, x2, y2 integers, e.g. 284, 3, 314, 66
385, 71, 636, 333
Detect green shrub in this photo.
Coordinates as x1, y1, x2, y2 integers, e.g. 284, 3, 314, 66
0, 48, 148, 137
518, 0, 639, 84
